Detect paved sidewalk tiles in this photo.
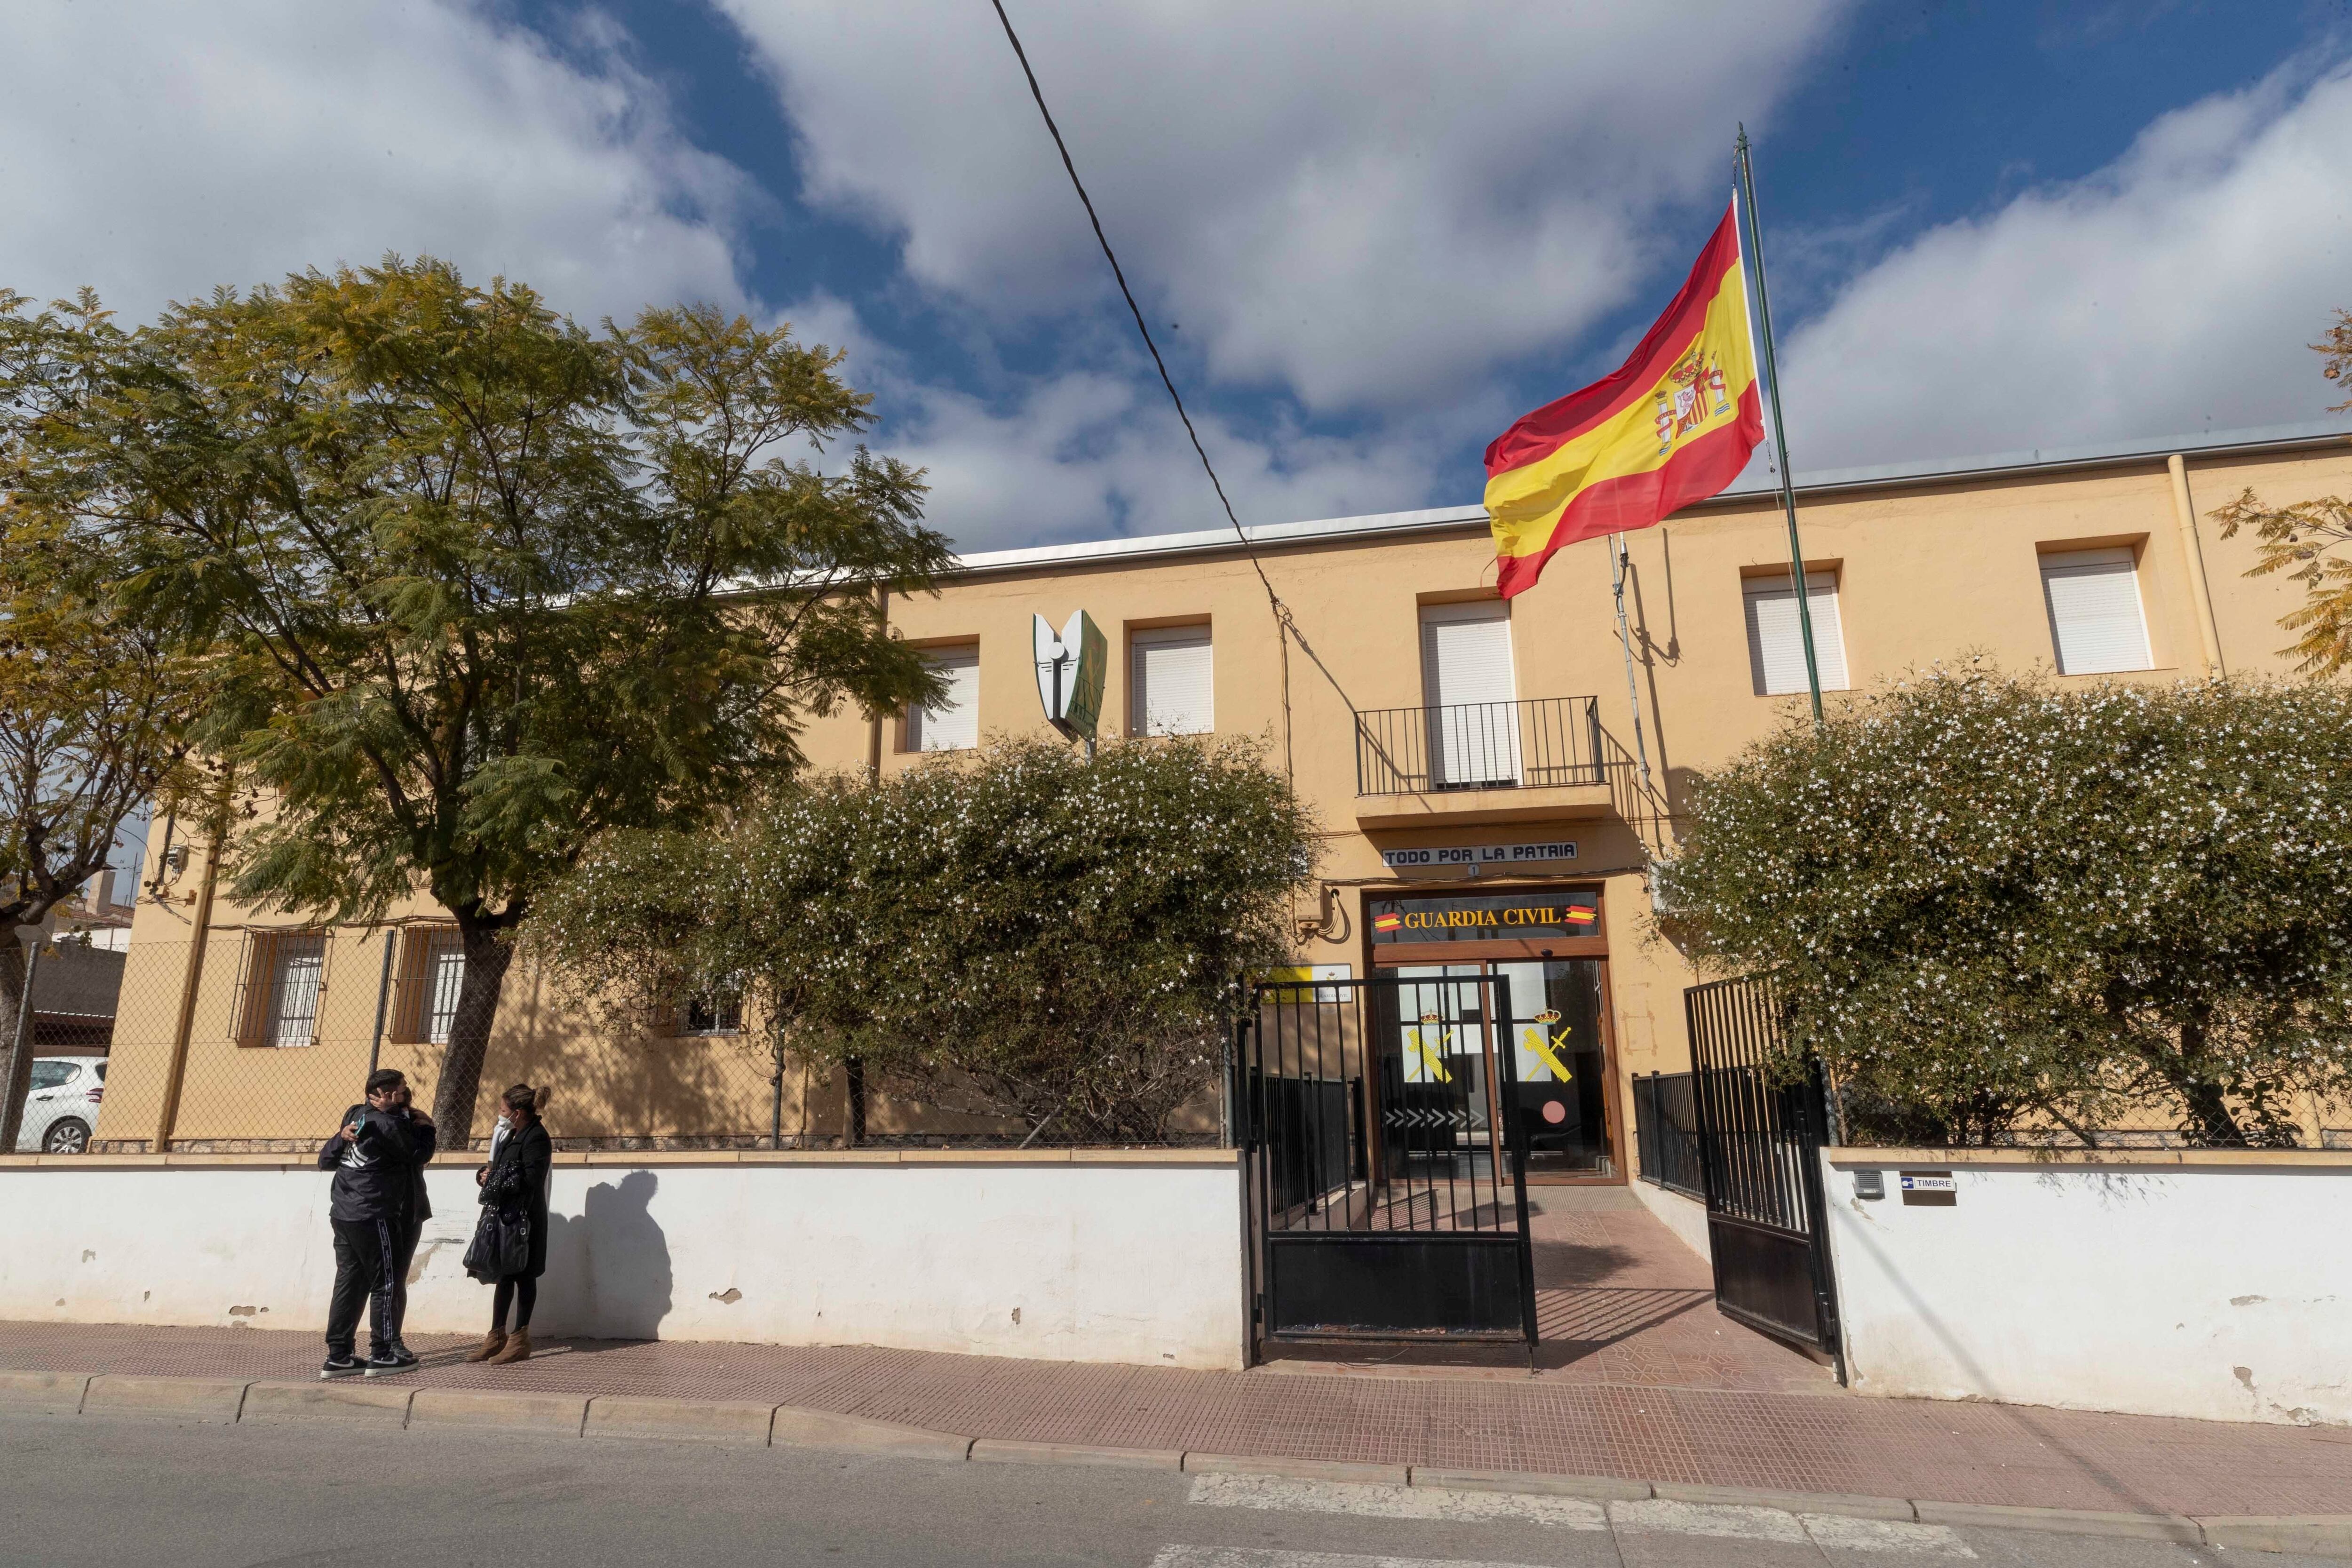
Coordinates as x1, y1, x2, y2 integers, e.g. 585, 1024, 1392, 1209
3, 1316, 2346, 1521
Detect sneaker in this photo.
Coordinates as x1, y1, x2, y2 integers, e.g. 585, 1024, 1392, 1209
363, 1347, 419, 1377
319, 1355, 364, 1380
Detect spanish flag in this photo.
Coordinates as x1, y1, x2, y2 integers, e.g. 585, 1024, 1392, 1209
1485, 201, 1765, 597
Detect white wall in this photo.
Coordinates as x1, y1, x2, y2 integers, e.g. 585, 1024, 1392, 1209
0, 1156, 1247, 1370
1824, 1153, 2352, 1426
1626, 1178, 1710, 1264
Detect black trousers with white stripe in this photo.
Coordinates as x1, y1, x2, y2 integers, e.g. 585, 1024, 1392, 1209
325, 1215, 421, 1358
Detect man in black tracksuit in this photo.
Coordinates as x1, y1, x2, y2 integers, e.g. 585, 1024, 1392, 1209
318, 1067, 437, 1378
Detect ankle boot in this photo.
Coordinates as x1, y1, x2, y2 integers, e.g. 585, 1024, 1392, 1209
465, 1330, 507, 1363
488, 1327, 532, 1365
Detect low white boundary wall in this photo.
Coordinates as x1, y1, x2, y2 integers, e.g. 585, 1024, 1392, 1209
0, 1152, 1246, 1370
1824, 1148, 2352, 1426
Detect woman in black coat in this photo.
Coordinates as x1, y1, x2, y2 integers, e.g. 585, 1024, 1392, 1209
467, 1083, 551, 1365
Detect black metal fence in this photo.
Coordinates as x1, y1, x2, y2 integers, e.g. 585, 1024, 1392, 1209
1631, 1070, 1703, 1199
1355, 696, 1604, 796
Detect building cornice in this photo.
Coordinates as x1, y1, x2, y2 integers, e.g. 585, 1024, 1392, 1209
939, 418, 2352, 581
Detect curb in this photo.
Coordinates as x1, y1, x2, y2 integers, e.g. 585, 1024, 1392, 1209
241, 1380, 413, 1427
81, 1374, 248, 1424
7, 1369, 2347, 1557
0, 1369, 91, 1416
1656, 1483, 1916, 1521
409, 1387, 588, 1435
972, 1438, 1183, 1470
586, 1395, 775, 1446
769, 1405, 974, 1460
1188, 1452, 1409, 1486
1915, 1499, 2204, 1544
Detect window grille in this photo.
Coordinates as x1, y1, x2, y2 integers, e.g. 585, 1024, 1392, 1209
391, 926, 467, 1045
678, 991, 745, 1035
235, 931, 330, 1048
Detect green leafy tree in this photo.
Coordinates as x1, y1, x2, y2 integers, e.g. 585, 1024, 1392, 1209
2212, 306, 2352, 676
1658, 667, 2352, 1146
12, 259, 950, 1140
0, 290, 205, 1148
534, 736, 1318, 1143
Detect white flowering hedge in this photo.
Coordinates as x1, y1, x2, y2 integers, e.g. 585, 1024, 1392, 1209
1658, 668, 2352, 1146
531, 734, 1317, 1142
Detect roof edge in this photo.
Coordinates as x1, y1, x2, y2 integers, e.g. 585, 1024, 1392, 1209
941, 417, 2352, 580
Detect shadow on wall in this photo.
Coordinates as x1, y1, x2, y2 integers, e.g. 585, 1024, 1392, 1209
541, 1170, 674, 1340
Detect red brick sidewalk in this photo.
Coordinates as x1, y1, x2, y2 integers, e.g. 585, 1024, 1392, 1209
5, 1308, 2345, 1519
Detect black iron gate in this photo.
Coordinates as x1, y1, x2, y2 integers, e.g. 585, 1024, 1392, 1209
1236, 973, 1537, 1353
1683, 975, 1843, 1368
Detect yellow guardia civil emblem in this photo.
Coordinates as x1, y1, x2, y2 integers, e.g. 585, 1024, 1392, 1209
1519, 1008, 1574, 1083
1405, 1011, 1454, 1084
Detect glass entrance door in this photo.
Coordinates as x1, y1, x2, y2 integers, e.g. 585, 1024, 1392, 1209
1377, 965, 1503, 1184
1492, 959, 1613, 1177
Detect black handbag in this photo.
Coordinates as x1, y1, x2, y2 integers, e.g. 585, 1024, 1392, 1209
463, 1138, 533, 1281
463, 1202, 531, 1282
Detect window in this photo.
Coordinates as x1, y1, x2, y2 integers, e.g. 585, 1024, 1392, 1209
905, 645, 979, 751
1743, 571, 1851, 696
678, 991, 744, 1035
2041, 547, 2152, 675
1129, 624, 1213, 736
392, 926, 466, 1045
238, 932, 328, 1048
1419, 601, 1520, 787
29, 1061, 74, 1092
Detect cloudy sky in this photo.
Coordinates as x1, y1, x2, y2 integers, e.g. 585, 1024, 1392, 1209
4, 2, 2346, 553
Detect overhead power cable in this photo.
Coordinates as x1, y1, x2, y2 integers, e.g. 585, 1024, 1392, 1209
985, 0, 1301, 784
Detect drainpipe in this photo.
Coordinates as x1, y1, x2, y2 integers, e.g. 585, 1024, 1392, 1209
156, 808, 227, 1153
865, 584, 890, 782
2168, 454, 2226, 677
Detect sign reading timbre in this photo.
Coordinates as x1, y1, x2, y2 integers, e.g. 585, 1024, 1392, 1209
1899, 1170, 1959, 1207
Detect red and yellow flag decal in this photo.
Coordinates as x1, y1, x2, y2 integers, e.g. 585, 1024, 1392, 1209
1485, 201, 1764, 598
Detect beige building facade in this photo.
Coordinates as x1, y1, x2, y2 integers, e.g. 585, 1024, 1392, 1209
90, 420, 2352, 1160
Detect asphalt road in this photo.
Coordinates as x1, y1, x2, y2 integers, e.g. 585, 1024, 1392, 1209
0, 1411, 2323, 1568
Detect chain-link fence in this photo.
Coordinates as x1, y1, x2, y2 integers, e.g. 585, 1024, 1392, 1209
68, 926, 1219, 1154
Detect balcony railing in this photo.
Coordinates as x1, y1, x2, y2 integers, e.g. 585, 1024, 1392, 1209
1354, 695, 1605, 796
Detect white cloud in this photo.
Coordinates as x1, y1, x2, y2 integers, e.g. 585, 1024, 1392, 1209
1780, 57, 2352, 470
715, 0, 1851, 413
0, 1, 751, 323
788, 291, 1447, 552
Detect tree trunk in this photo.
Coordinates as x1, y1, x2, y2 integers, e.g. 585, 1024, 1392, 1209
0, 934, 33, 1154
2165, 1014, 2247, 1147
429, 922, 517, 1148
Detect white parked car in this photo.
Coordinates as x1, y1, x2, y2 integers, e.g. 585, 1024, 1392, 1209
16, 1057, 106, 1154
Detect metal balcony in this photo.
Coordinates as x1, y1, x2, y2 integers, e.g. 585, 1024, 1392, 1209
1354, 696, 1605, 796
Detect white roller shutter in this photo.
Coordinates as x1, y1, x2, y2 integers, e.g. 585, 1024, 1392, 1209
907, 645, 980, 751
1419, 602, 1519, 786
1130, 625, 1213, 735
2041, 548, 2152, 675
1744, 572, 1850, 696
